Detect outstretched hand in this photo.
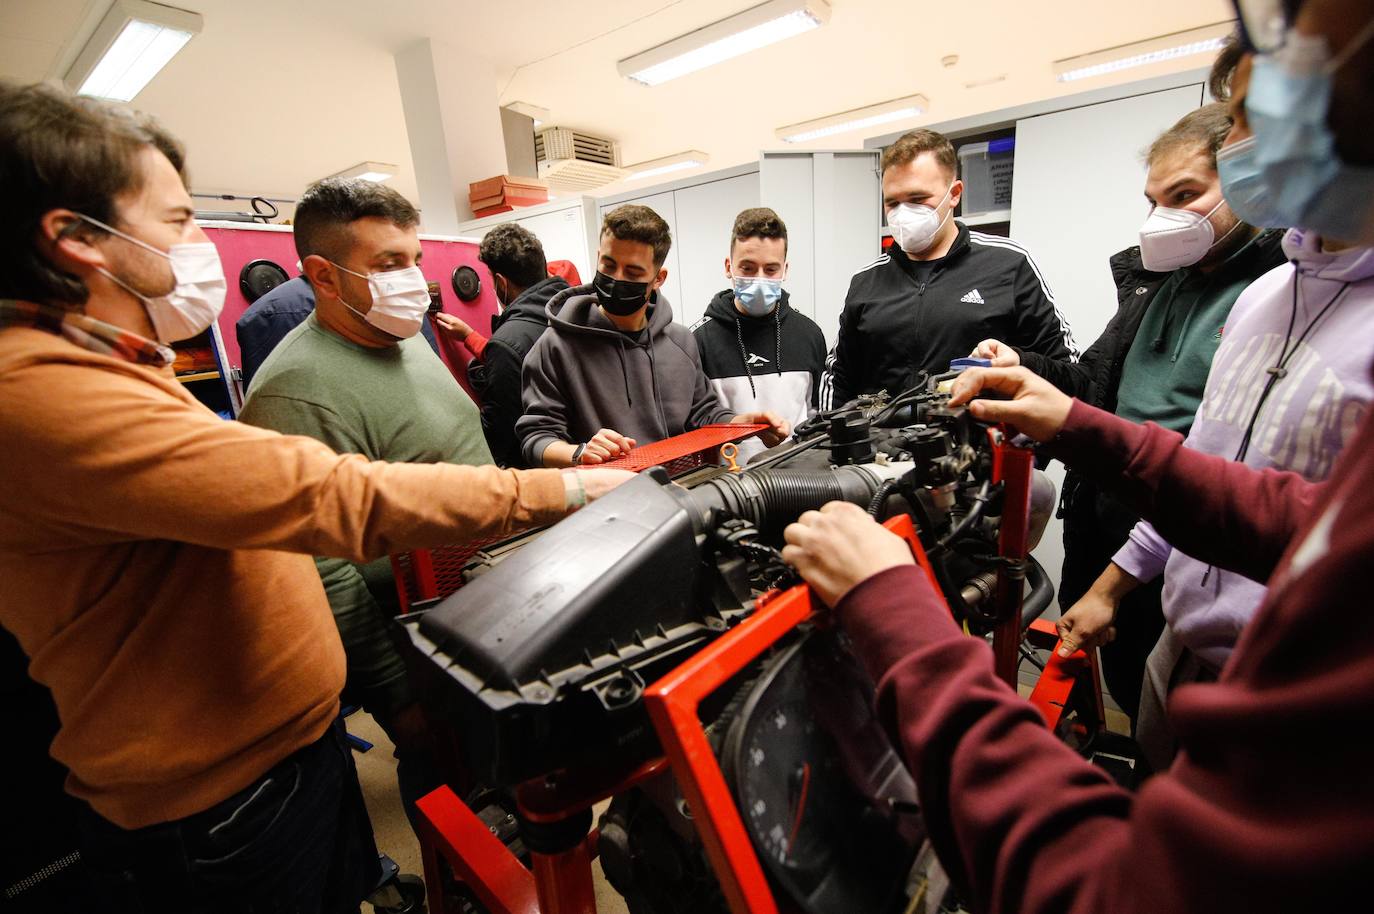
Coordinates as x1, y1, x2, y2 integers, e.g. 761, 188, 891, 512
431, 311, 473, 341
947, 367, 1072, 442
734, 410, 791, 446
969, 339, 1021, 368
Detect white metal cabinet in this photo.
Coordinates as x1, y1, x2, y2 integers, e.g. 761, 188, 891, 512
759, 150, 882, 348
669, 172, 760, 328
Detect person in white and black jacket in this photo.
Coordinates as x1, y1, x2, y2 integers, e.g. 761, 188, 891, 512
692, 208, 826, 460
822, 128, 1079, 409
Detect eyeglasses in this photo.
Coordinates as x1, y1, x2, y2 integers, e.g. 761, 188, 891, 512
1230, 0, 1301, 53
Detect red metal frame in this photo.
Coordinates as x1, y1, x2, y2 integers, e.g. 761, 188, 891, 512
390, 540, 491, 613
641, 516, 930, 914
416, 757, 669, 914
989, 428, 1034, 687
1024, 619, 1107, 732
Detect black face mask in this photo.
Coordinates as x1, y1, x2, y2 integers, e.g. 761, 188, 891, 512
593, 270, 652, 316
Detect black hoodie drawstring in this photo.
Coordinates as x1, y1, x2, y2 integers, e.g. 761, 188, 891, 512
1198, 269, 1352, 589
735, 316, 756, 397
735, 306, 786, 399
774, 308, 782, 376
644, 341, 670, 438
614, 336, 632, 408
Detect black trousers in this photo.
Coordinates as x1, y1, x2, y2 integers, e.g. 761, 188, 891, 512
1059, 480, 1166, 725
77, 718, 381, 914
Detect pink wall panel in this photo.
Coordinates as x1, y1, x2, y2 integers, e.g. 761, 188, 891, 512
203, 225, 497, 399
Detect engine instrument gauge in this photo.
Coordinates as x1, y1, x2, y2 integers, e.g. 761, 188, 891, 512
722, 633, 922, 914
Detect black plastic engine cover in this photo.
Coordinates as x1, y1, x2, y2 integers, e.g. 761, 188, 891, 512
404, 471, 727, 786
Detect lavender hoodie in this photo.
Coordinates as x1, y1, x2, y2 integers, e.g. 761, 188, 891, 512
1114, 229, 1374, 669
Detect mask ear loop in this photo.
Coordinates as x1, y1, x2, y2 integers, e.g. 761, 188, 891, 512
1203, 197, 1247, 252
326, 260, 375, 317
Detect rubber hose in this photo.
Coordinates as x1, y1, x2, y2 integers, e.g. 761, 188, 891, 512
689, 468, 880, 528
867, 479, 899, 517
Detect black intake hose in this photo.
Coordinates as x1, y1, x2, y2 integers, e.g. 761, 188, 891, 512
683, 467, 887, 530
1019, 557, 1056, 630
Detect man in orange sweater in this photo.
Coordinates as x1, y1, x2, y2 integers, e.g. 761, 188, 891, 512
0, 82, 630, 912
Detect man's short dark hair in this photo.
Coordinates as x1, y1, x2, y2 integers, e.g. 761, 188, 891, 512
1208, 33, 1246, 102
730, 207, 788, 256
880, 129, 958, 178
1146, 103, 1234, 171
478, 223, 548, 288
601, 204, 671, 268
0, 81, 187, 307
293, 178, 420, 264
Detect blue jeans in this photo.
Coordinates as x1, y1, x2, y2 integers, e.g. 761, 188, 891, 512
77, 718, 381, 914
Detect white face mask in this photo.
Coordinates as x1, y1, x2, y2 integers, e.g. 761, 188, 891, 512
80, 214, 227, 343
1137, 197, 1241, 272
887, 185, 955, 255
331, 262, 430, 339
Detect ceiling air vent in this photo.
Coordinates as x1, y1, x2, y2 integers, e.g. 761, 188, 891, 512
535, 127, 626, 192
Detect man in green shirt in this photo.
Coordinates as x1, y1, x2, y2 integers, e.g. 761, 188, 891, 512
1111, 247, 1268, 433
239, 178, 488, 820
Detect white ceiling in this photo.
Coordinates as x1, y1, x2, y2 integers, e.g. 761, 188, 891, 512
0, 0, 1233, 217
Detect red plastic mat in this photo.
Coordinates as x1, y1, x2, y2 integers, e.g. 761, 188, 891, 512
599, 424, 767, 475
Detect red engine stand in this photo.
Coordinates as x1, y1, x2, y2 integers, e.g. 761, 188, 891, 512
412, 431, 1101, 913
416, 757, 668, 914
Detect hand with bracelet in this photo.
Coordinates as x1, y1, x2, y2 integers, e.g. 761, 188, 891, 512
560, 466, 636, 509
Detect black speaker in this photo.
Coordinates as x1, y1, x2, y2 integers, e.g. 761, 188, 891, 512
452, 265, 482, 302
239, 259, 290, 303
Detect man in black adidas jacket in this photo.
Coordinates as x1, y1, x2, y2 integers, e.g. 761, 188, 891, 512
694, 208, 826, 460
973, 104, 1288, 722
822, 128, 1078, 410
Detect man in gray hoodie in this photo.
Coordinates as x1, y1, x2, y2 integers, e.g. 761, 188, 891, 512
518, 204, 789, 467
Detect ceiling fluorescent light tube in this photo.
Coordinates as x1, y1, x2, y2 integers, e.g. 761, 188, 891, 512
1053, 22, 1234, 83
329, 161, 398, 183
618, 0, 830, 87
623, 151, 710, 182
65, 0, 202, 102
776, 94, 929, 143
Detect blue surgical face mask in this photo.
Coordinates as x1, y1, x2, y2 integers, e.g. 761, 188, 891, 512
732, 275, 783, 317
1219, 22, 1374, 246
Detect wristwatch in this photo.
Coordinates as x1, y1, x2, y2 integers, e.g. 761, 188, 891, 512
571, 443, 587, 465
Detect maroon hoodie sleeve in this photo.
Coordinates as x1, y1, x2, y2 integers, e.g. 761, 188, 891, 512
1049, 399, 1322, 583
837, 397, 1374, 914
839, 565, 1134, 914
